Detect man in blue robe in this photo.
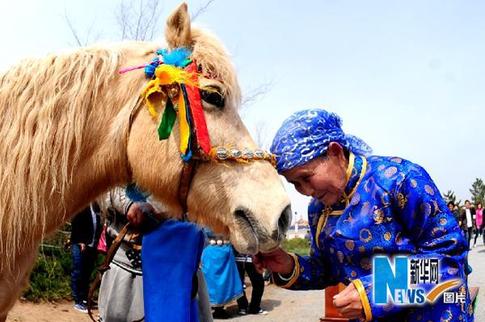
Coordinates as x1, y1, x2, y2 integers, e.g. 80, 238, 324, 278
254, 109, 473, 321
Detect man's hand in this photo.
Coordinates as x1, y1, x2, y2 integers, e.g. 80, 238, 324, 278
252, 247, 294, 275
78, 243, 86, 252
333, 282, 364, 320
127, 202, 155, 227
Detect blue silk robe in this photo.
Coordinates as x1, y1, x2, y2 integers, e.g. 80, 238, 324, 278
280, 153, 473, 322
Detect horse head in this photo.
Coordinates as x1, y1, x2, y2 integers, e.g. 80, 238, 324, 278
125, 3, 291, 254
0, 3, 291, 316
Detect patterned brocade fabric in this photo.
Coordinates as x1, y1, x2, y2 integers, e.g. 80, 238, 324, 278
284, 153, 474, 322
270, 109, 372, 173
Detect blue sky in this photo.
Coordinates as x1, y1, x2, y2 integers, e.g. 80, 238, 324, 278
1, 0, 484, 220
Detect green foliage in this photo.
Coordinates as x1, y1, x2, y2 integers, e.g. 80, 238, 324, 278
443, 190, 460, 206
443, 190, 464, 212
23, 247, 73, 302
282, 237, 310, 256
469, 178, 485, 206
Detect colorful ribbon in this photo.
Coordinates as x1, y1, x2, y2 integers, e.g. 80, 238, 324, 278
140, 48, 212, 161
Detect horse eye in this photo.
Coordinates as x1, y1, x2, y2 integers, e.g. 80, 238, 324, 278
200, 88, 225, 109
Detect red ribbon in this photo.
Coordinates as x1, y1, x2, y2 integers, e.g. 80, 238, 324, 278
184, 62, 211, 155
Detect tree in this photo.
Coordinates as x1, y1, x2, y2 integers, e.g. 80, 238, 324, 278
241, 81, 273, 108
116, 0, 163, 41
64, 9, 101, 46
66, 0, 217, 44
443, 190, 462, 208
469, 178, 485, 206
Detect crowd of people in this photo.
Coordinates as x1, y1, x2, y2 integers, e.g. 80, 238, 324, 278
66, 108, 477, 322
447, 200, 484, 249
69, 186, 269, 321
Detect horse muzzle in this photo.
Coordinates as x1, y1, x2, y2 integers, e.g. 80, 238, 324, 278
232, 204, 291, 254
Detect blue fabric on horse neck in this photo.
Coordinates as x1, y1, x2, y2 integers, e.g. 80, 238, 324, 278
142, 220, 205, 322
270, 108, 372, 173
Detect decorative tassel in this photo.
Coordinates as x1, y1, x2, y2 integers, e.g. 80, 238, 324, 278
160, 48, 192, 67
142, 79, 162, 118
177, 87, 191, 156
119, 64, 147, 74
184, 62, 211, 154
142, 64, 197, 118
133, 47, 215, 160
158, 98, 177, 140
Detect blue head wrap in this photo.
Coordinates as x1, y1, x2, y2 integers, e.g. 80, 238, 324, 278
270, 109, 372, 173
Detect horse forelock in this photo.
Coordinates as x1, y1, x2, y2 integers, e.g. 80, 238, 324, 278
190, 28, 241, 107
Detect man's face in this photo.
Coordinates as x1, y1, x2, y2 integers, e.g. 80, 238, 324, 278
283, 144, 348, 206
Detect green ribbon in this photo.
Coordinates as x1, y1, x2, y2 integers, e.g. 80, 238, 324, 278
158, 98, 177, 140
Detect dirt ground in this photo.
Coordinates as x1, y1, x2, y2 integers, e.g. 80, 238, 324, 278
7, 285, 324, 322
8, 244, 485, 322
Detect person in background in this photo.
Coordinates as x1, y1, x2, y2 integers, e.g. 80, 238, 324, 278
70, 202, 102, 313
201, 229, 242, 319
462, 200, 476, 249
98, 186, 212, 322
304, 229, 312, 243
447, 201, 460, 223
97, 186, 152, 322
473, 202, 483, 247
234, 249, 268, 316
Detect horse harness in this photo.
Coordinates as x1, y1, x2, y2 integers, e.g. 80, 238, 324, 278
88, 47, 276, 321
125, 47, 277, 215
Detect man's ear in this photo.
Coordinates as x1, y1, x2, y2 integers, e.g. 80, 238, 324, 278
327, 142, 345, 159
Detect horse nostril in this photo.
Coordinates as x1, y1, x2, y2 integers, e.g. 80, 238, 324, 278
278, 205, 291, 233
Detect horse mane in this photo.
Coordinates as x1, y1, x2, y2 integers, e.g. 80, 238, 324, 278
0, 46, 122, 263
0, 27, 240, 266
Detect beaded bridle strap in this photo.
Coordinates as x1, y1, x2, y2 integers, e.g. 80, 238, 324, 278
121, 47, 275, 211
208, 147, 276, 167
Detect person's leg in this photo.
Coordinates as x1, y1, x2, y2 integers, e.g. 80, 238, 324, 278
246, 262, 265, 314
235, 261, 248, 312
473, 227, 479, 247
70, 244, 83, 305
482, 226, 485, 245
80, 247, 97, 303
196, 270, 213, 322
467, 228, 473, 249
212, 306, 231, 319
263, 269, 272, 285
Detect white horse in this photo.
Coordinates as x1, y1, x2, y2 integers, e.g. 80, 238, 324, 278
0, 3, 290, 319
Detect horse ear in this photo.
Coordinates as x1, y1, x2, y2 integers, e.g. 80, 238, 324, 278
165, 2, 192, 49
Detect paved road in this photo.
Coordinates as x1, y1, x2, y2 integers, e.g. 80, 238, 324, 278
467, 241, 484, 322
215, 286, 324, 322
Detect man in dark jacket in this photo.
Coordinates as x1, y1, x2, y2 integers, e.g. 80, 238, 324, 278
70, 202, 102, 313
461, 200, 476, 249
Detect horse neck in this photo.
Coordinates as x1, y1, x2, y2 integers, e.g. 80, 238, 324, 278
53, 55, 151, 224
51, 104, 136, 228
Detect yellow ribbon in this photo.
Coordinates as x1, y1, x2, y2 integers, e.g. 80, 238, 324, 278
177, 89, 190, 155
141, 64, 198, 118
